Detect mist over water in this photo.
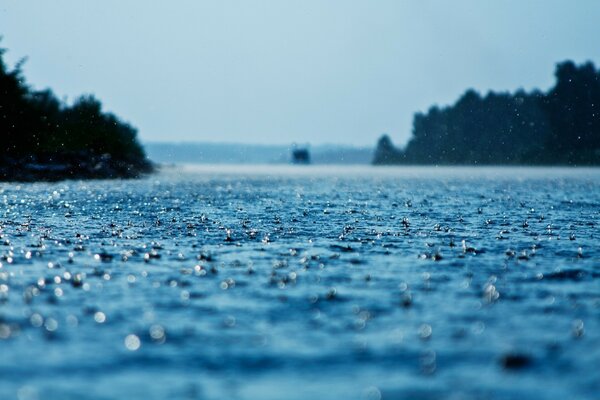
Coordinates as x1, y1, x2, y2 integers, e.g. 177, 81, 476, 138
0, 166, 598, 399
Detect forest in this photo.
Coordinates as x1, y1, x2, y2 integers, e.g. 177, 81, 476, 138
374, 61, 600, 165
0, 44, 152, 181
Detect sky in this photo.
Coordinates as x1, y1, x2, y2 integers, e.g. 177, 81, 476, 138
1, 1, 599, 147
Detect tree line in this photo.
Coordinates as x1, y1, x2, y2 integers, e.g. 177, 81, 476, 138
374, 61, 600, 165
0, 42, 152, 180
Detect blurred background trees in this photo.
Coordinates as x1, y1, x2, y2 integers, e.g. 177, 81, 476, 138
374, 61, 600, 165
0, 43, 152, 179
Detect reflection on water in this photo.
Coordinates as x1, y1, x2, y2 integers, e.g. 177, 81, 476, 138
0, 166, 598, 400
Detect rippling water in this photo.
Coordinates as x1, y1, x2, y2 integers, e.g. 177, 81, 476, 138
1, 166, 598, 400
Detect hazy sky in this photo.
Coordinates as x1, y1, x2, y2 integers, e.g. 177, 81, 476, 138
1, 1, 599, 146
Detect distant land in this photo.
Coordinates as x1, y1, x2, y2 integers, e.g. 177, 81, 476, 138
0, 42, 152, 182
374, 60, 600, 166
145, 142, 372, 165
4, 34, 600, 176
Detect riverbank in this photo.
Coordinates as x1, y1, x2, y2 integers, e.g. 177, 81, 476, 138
0, 152, 154, 182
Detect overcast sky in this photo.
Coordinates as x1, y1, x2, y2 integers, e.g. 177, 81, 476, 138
1, 1, 599, 146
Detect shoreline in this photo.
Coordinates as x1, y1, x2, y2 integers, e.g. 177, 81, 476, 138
0, 154, 154, 183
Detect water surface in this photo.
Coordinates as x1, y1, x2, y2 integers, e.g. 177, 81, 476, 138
1, 166, 598, 400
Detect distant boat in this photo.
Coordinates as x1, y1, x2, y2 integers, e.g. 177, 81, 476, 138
291, 147, 311, 164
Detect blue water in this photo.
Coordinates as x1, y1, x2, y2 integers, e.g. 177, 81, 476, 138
0, 166, 598, 400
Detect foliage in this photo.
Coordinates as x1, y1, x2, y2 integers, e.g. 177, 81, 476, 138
374, 61, 600, 165
0, 42, 152, 179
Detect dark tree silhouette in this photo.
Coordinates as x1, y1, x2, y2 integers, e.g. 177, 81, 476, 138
374, 61, 600, 165
542, 61, 600, 163
372, 134, 403, 164
0, 42, 153, 181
